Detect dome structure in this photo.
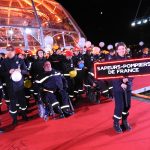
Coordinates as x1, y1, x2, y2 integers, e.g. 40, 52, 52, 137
0, 0, 85, 50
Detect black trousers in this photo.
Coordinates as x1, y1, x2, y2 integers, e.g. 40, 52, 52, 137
7, 82, 27, 118
113, 90, 131, 120
42, 89, 70, 108
0, 88, 2, 106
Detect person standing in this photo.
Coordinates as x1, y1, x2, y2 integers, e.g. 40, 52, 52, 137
112, 42, 133, 133
30, 49, 46, 102
0, 46, 28, 125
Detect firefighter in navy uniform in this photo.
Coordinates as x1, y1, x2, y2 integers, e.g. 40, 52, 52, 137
17, 50, 32, 106
48, 49, 65, 72
0, 57, 4, 130
0, 55, 10, 110
30, 49, 47, 102
0, 56, 3, 113
112, 42, 133, 133
83, 47, 95, 88
72, 47, 84, 67
0, 79, 3, 113
36, 61, 73, 118
62, 50, 76, 101
0, 46, 28, 125
73, 48, 85, 100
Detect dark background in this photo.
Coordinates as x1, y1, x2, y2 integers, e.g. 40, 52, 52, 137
57, 0, 150, 46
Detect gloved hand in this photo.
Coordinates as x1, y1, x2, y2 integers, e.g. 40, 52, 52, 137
121, 83, 127, 90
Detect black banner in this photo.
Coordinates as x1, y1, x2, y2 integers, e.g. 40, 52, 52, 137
94, 57, 150, 80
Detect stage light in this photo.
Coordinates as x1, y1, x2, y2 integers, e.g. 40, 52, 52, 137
25, 28, 32, 34
131, 22, 136, 27
131, 16, 150, 27
143, 19, 148, 23
137, 20, 142, 25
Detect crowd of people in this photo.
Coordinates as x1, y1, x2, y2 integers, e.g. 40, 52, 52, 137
0, 42, 149, 134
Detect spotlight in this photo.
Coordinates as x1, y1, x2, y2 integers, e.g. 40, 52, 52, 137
137, 20, 142, 25
131, 16, 150, 27
131, 22, 136, 27
143, 19, 148, 23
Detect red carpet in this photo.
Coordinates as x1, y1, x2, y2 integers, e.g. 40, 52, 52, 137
132, 76, 150, 90
0, 76, 150, 150
0, 98, 150, 150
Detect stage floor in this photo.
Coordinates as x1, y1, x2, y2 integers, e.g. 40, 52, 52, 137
0, 77, 150, 150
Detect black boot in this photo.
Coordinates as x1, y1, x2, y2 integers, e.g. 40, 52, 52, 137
0, 129, 4, 133
113, 119, 122, 133
121, 119, 132, 131
21, 111, 28, 121
0, 106, 1, 114
121, 113, 132, 131
12, 119, 18, 126
11, 113, 18, 126
63, 108, 73, 117
55, 105, 65, 119
49, 105, 56, 119
96, 91, 100, 104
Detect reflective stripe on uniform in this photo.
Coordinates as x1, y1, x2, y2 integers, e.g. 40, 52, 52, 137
0, 86, 2, 89
19, 106, 27, 110
76, 68, 82, 71
61, 105, 70, 109
9, 110, 17, 114
109, 87, 113, 90
69, 95, 74, 98
35, 76, 50, 84
78, 89, 83, 92
25, 96, 30, 98
102, 90, 109, 93
34, 93, 38, 95
5, 100, 10, 102
52, 102, 59, 107
35, 73, 61, 84
43, 89, 54, 93
63, 74, 70, 76
122, 112, 128, 115
83, 84, 91, 87
114, 115, 122, 119
88, 72, 94, 76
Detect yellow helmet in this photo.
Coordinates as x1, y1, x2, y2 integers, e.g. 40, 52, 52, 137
24, 79, 32, 88
69, 70, 77, 78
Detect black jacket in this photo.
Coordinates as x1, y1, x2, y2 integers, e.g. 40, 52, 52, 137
111, 55, 133, 92
36, 69, 68, 91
